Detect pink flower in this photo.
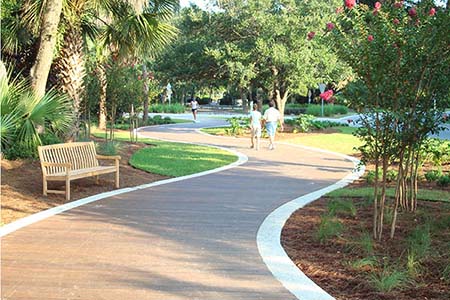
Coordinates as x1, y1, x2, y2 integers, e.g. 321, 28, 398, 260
326, 22, 335, 31
345, 0, 356, 9
429, 8, 436, 16
307, 31, 316, 40
394, 1, 403, 8
409, 7, 417, 17
368, 35, 374, 42
320, 90, 334, 102
336, 6, 344, 14
393, 18, 400, 25
375, 2, 381, 10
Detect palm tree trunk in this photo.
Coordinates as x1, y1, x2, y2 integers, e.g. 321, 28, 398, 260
56, 26, 86, 137
98, 63, 108, 130
30, 0, 64, 98
142, 64, 149, 123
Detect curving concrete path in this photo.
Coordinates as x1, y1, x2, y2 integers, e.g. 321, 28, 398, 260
1, 117, 356, 300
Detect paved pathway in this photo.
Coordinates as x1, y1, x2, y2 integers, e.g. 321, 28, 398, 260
1, 117, 355, 300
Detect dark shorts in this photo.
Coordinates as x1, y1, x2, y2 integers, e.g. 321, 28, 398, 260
192, 108, 198, 113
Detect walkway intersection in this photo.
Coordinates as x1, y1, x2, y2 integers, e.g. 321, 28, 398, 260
1, 117, 356, 300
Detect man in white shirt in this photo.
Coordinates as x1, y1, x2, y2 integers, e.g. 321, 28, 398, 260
249, 103, 262, 150
263, 100, 284, 150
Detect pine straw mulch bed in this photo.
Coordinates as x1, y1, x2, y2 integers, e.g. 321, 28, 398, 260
1, 139, 169, 225
281, 178, 450, 300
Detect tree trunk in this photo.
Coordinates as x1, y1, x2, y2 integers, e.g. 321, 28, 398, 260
98, 63, 107, 130
30, 0, 64, 98
56, 26, 86, 138
142, 64, 149, 123
274, 88, 289, 122
240, 88, 248, 113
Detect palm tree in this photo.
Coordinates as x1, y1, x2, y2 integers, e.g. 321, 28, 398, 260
21, 0, 178, 132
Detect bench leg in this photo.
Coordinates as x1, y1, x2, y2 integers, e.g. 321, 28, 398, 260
66, 178, 70, 201
95, 175, 100, 185
115, 161, 120, 188
43, 178, 47, 196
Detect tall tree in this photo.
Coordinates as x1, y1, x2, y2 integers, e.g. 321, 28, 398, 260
29, 0, 63, 98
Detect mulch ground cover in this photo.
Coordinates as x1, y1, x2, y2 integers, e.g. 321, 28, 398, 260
281, 178, 450, 300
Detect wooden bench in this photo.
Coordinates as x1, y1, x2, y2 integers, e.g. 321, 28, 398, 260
38, 142, 120, 200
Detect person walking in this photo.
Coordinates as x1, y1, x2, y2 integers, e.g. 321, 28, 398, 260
190, 98, 199, 122
249, 103, 262, 150
263, 100, 283, 150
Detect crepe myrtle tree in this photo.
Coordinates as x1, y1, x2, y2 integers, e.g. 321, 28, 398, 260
311, 0, 450, 240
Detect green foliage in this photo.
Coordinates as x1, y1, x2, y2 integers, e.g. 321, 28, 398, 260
327, 199, 357, 217
150, 104, 186, 114
420, 139, 450, 167
225, 117, 249, 136
407, 225, 431, 260
425, 169, 443, 182
315, 213, 344, 243
291, 114, 315, 133
406, 252, 422, 278
305, 104, 348, 117
437, 174, 450, 187
347, 231, 375, 256
96, 141, 121, 156
144, 115, 175, 126
369, 268, 407, 292
442, 263, 450, 282
386, 169, 398, 183
1, 75, 73, 159
365, 170, 380, 184
349, 256, 378, 270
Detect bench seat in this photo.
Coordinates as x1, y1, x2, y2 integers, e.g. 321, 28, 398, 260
38, 142, 120, 200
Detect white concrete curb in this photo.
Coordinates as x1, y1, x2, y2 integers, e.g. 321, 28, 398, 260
257, 144, 364, 300
0, 137, 247, 238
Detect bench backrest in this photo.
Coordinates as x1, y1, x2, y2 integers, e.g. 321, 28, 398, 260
38, 142, 99, 175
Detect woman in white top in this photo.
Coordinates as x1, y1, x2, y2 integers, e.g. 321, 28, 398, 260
249, 103, 262, 150
190, 98, 199, 122
263, 100, 284, 150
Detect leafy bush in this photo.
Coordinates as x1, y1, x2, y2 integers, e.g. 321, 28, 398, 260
365, 170, 381, 184
386, 169, 398, 183
315, 213, 344, 243
425, 169, 443, 182
291, 114, 315, 132
144, 115, 175, 126
437, 174, 450, 187
225, 117, 249, 136
198, 97, 211, 105
420, 139, 450, 167
3, 142, 38, 160
40, 133, 63, 146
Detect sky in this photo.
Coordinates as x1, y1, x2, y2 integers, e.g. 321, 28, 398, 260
180, 0, 210, 10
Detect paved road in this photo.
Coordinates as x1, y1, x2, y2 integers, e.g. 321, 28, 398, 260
1, 118, 355, 300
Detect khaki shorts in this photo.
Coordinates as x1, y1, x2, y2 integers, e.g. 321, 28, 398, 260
251, 126, 261, 138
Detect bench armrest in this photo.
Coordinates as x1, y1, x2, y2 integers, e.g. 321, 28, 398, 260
96, 155, 121, 160
42, 162, 72, 168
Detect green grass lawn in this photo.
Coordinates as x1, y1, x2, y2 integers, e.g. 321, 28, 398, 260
202, 125, 362, 156
92, 130, 237, 177
327, 187, 450, 203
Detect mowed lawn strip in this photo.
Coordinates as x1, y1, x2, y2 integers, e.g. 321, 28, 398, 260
92, 130, 237, 177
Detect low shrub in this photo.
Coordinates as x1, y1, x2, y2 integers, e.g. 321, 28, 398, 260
327, 199, 357, 217
4, 142, 37, 160
315, 213, 344, 243
369, 268, 407, 292
425, 169, 443, 182
305, 104, 348, 117
96, 141, 121, 156
437, 174, 450, 187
